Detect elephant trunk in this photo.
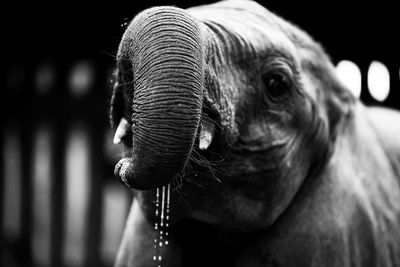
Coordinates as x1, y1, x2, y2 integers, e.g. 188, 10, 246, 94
115, 7, 204, 190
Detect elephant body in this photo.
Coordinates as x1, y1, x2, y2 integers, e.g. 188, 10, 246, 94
240, 106, 400, 267
110, 1, 400, 266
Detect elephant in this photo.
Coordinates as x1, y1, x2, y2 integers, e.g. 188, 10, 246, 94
109, 0, 400, 266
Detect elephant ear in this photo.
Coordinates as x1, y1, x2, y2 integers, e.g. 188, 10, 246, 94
299, 48, 356, 142
277, 17, 356, 140
323, 68, 356, 139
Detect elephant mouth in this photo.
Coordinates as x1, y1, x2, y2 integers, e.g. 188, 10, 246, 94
113, 116, 216, 190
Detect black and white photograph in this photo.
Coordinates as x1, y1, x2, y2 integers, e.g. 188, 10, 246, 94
2, 1, 400, 266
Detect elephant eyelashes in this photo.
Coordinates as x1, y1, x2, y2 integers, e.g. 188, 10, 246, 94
263, 72, 290, 100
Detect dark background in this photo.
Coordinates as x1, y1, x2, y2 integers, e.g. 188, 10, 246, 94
2, 1, 399, 267
5, 1, 400, 107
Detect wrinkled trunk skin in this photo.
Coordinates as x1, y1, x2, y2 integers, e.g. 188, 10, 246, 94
116, 7, 203, 189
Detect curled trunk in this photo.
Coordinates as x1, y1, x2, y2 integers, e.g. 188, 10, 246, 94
115, 7, 204, 190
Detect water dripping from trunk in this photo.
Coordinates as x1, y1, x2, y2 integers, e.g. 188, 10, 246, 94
153, 184, 170, 267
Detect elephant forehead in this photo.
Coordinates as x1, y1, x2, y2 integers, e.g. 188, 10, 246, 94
232, 20, 296, 56
188, 1, 298, 60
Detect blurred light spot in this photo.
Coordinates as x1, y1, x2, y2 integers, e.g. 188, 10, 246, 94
2, 129, 22, 241
63, 126, 91, 267
336, 60, 362, 98
69, 61, 94, 96
368, 61, 390, 102
100, 183, 130, 265
36, 63, 55, 94
32, 126, 52, 267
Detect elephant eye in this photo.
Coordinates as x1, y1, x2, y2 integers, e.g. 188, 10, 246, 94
263, 72, 290, 100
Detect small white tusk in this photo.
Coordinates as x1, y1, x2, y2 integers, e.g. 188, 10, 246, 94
113, 118, 130, 144
199, 121, 215, 150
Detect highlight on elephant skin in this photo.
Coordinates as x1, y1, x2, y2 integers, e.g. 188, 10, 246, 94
109, 1, 400, 267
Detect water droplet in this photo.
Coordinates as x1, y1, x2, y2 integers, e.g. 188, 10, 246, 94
153, 185, 171, 267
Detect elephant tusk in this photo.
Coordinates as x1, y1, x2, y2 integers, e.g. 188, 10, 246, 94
113, 118, 130, 144
199, 121, 215, 150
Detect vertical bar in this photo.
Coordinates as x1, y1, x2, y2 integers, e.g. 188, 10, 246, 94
21, 118, 33, 266
51, 121, 66, 267
85, 126, 103, 267
62, 125, 91, 267
1, 128, 22, 241
99, 183, 130, 265
31, 125, 52, 267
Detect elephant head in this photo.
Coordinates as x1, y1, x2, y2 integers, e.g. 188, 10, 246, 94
111, 0, 353, 228
110, 0, 357, 266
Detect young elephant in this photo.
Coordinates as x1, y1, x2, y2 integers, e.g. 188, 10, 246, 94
110, 0, 400, 266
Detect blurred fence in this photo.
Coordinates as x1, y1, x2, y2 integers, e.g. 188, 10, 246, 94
1, 59, 132, 267
1, 56, 399, 267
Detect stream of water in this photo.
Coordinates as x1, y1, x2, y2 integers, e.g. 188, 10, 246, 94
153, 184, 170, 267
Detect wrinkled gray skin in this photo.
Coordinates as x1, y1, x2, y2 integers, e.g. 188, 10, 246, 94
110, 1, 400, 266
